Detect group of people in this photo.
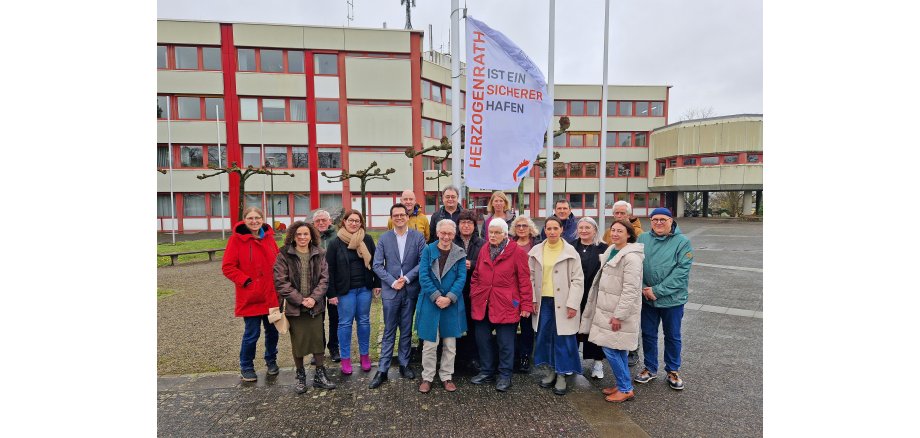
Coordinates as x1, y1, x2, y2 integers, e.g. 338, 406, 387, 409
221, 186, 693, 404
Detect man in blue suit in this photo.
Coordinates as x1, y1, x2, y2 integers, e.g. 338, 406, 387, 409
369, 203, 426, 389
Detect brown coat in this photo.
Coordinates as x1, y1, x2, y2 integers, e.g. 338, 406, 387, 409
527, 240, 585, 336
273, 244, 329, 317
579, 243, 644, 351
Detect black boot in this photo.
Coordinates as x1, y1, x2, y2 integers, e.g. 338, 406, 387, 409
294, 368, 308, 394
313, 366, 337, 390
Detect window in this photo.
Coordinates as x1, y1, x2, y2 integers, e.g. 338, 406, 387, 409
294, 194, 310, 215
316, 101, 340, 122
431, 84, 443, 103
264, 147, 288, 168
635, 132, 648, 147
682, 157, 698, 166
422, 119, 431, 138
701, 156, 720, 165
210, 193, 229, 216
175, 46, 198, 69
445, 86, 452, 105
157, 145, 170, 167
554, 101, 566, 116
315, 54, 338, 75
585, 163, 598, 177
619, 132, 632, 147
585, 133, 599, 147
292, 147, 308, 168
633, 163, 645, 177
157, 46, 167, 69
183, 194, 206, 216
157, 194, 175, 217
747, 153, 761, 163
425, 194, 437, 214
288, 51, 304, 73
177, 97, 201, 119
245, 194, 262, 209
633, 194, 647, 208
723, 154, 739, 164
318, 148, 341, 168
618, 101, 632, 116
636, 101, 650, 116
569, 134, 583, 147
321, 194, 342, 210
259, 49, 283, 72
179, 146, 204, 168
269, 194, 289, 215
432, 121, 443, 139
584, 193, 596, 208
657, 160, 666, 176
262, 99, 286, 121
651, 101, 664, 117
569, 194, 583, 208
243, 146, 261, 168
571, 101, 585, 116
648, 193, 662, 208
553, 162, 566, 177
157, 95, 167, 119
422, 80, 431, 100
668, 158, 677, 168
204, 97, 224, 120
206, 146, 227, 168
606, 162, 616, 176
238, 49, 256, 71
569, 163, 583, 177
617, 163, 631, 177
290, 100, 306, 121
605, 132, 616, 146
240, 98, 258, 120
553, 133, 566, 147
203, 47, 221, 70
586, 101, 600, 116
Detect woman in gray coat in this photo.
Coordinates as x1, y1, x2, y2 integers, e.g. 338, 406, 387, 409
579, 219, 644, 403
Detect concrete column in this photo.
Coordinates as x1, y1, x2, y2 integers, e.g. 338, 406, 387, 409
755, 190, 762, 215
676, 191, 685, 217
702, 192, 709, 217
743, 191, 754, 216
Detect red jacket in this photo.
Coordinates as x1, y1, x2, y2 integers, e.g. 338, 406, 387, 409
222, 221, 280, 317
470, 240, 534, 324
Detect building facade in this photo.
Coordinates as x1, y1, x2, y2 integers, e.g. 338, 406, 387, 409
157, 20, 689, 231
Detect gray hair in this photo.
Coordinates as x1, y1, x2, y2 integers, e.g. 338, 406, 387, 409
577, 217, 601, 244
511, 215, 539, 238
612, 200, 633, 214
487, 218, 509, 235
312, 209, 331, 220
441, 185, 460, 197
435, 219, 457, 233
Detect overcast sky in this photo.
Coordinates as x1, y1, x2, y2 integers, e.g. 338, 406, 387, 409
158, 0, 762, 122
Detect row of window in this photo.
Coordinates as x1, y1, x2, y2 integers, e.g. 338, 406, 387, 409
553, 100, 665, 117
157, 95, 341, 123
421, 80, 465, 107
156, 145, 342, 169
157, 45, 222, 71
655, 152, 763, 175
543, 162, 647, 178
422, 156, 453, 172
422, 118, 453, 140
553, 131, 649, 148
157, 192, 343, 218
158, 45, 340, 75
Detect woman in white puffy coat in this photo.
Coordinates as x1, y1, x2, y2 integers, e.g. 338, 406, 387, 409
579, 219, 644, 403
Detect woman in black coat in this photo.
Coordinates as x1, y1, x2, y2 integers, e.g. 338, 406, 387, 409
571, 217, 609, 379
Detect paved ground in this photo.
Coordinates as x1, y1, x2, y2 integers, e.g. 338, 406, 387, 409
157, 218, 762, 437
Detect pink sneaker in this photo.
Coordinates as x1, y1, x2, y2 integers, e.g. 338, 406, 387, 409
360, 354, 372, 372
340, 359, 353, 375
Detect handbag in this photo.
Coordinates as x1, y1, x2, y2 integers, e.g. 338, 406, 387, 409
268, 302, 289, 334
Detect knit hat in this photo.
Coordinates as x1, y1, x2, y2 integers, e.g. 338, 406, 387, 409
649, 207, 673, 218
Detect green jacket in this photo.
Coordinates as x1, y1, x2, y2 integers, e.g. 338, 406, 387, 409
636, 222, 693, 308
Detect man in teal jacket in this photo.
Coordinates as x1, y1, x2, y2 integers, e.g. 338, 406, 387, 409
634, 207, 693, 391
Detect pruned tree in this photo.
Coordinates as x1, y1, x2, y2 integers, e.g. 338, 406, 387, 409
323, 161, 396, 218
195, 162, 295, 221
710, 191, 744, 217
401, 0, 416, 30
680, 106, 716, 121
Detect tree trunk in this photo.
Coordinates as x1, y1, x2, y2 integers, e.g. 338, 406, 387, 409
360, 181, 367, 218
517, 180, 525, 215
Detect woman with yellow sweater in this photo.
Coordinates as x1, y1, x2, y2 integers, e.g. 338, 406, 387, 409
527, 216, 585, 395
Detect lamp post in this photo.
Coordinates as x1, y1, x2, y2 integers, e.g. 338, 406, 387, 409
266, 158, 275, 229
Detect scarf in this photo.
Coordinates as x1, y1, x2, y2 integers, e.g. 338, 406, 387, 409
337, 227, 372, 269
489, 238, 508, 261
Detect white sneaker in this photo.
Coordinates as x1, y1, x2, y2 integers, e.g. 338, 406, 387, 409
591, 361, 604, 379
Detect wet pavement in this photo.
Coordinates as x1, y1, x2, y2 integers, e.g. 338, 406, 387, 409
157, 218, 762, 437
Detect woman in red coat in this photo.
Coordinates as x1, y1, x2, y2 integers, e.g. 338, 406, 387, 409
222, 206, 281, 382
469, 220, 534, 392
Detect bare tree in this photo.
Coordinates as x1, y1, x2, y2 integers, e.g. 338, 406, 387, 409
682, 192, 702, 216
709, 191, 744, 217
195, 162, 295, 221
680, 106, 716, 121
401, 0, 416, 30
322, 161, 396, 218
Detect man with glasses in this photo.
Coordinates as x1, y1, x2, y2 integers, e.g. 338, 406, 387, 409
369, 204, 427, 389
634, 207, 693, 391
388, 189, 430, 241
429, 186, 468, 244
312, 209, 340, 363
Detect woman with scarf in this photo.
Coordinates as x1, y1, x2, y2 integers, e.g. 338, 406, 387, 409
325, 209, 381, 375
572, 217, 609, 379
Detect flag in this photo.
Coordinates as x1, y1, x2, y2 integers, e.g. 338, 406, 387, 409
464, 16, 553, 190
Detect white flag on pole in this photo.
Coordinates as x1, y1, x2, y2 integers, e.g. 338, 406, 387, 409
464, 16, 553, 190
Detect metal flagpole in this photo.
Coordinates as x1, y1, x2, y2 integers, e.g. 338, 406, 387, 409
260, 111, 266, 221
167, 99, 176, 245
450, 0, 462, 192
598, 0, 610, 233
545, 0, 556, 215
216, 105, 226, 239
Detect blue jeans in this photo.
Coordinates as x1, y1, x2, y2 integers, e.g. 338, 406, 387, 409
532, 297, 583, 374
336, 287, 372, 359
240, 315, 279, 371
378, 292, 417, 371
474, 310, 517, 379
640, 302, 684, 374
603, 347, 633, 393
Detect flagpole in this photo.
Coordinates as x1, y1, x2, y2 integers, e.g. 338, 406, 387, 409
598, 0, 610, 233
545, 0, 556, 216
260, 111, 266, 220
450, 0, 462, 194
216, 105, 226, 240
167, 99, 176, 245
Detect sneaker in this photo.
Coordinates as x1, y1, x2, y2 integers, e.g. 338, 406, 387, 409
591, 361, 604, 379
634, 368, 656, 384
667, 371, 684, 390
266, 362, 280, 376
240, 369, 257, 382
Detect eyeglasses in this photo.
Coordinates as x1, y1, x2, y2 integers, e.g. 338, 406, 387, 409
488, 231, 505, 235
514, 224, 529, 228
651, 218, 671, 224
245, 217, 263, 221
346, 219, 362, 224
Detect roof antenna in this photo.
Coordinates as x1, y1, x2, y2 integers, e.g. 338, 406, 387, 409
346, 0, 354, 27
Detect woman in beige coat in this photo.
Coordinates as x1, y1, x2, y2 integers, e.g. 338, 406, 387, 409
528, 217, 584, 396
580, 218, 644, 403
